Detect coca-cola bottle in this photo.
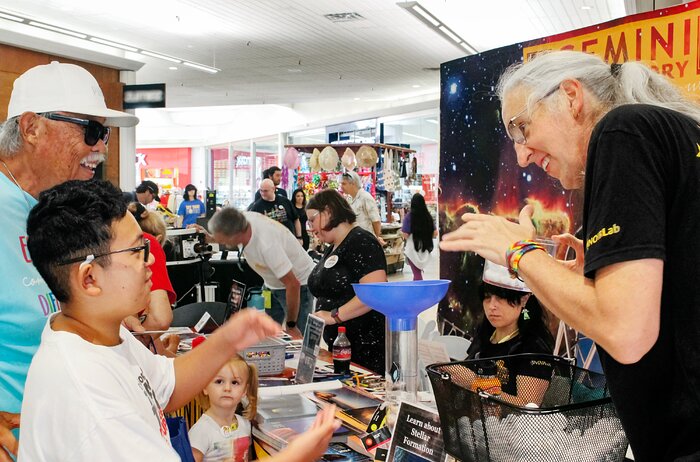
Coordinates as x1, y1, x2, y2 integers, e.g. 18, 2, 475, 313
332, 326, 351, 375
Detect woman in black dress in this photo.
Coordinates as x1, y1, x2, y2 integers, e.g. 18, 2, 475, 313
292, 188, 310, 250
306, 189, 387, 374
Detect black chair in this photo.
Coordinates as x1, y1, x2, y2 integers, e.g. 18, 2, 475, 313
171, 301, 229, 328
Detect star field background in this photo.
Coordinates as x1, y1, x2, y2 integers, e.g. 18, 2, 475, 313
437, 42, 583, 335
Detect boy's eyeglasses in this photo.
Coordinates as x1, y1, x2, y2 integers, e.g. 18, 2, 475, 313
57, 239, 150, 267
41, 112, 111, 146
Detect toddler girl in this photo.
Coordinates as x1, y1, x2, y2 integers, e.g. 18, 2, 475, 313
189, 354, 258, 462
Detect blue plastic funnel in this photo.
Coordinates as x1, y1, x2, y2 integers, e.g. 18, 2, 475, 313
352, 280, 450, 331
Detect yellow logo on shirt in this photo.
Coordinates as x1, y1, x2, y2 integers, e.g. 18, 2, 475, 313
696, 143, 700, 157
586, 224, 621, 250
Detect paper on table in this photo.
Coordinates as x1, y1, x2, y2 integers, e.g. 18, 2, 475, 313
258, 379, 343, 399
418, 339, 451, 365
130, 327, 201, 339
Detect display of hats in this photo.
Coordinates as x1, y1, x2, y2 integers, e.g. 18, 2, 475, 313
356, 145, 378, 168
482, 260, 531, 293
319, 145, 339, 171
341, 147, 357, 170
283, 147, 300, 169
309, 148, 321, 171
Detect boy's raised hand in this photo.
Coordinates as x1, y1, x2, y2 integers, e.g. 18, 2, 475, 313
281, 406, 342, 462
221, 309, 282, 352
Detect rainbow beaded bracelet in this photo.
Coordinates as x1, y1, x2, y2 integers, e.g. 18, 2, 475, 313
505, 239, 546, 279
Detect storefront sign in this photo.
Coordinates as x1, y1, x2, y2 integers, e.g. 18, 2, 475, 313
124, 83, 166, 109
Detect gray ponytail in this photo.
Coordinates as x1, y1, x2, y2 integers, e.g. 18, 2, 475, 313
497, 50, 700, 124
0, 117, 24, 158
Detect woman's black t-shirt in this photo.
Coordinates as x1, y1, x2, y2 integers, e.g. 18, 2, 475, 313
467, 333, 552, 396
308, 227, 386, 374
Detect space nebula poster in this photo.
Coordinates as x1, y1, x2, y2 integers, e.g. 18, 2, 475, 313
437, 43, 579, 336
436, 1, 700, 335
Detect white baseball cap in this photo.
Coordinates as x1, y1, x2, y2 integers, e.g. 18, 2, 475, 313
482, 259, 531, 293
7, 61, 139, 127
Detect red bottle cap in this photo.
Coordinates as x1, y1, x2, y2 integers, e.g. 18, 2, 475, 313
338, 326, 346, 333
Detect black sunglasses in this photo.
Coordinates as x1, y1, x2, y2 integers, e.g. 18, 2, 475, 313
57, 239, 150, 267
42, 112, 111, 146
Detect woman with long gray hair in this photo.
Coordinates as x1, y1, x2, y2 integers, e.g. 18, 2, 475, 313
440, 50, 700, 461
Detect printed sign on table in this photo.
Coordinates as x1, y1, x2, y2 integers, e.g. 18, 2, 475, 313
388, 402, 444, 462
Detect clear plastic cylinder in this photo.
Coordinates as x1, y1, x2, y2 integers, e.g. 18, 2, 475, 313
384, 318, 418, 425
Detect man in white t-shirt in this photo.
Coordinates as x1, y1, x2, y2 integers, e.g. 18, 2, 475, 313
207, 207, 315, 338
19, 179, 338, 461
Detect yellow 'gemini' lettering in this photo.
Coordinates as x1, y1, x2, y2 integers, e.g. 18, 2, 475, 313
586, 224, 621, 249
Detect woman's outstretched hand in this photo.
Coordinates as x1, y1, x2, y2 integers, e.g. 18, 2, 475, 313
440, 205, 537, 266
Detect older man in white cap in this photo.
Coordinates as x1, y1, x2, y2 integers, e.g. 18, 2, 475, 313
0, 61, 138, 459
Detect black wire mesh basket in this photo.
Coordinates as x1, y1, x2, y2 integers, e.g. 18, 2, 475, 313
427, 354, 628, 462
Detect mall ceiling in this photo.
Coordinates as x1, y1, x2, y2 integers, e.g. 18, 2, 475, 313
0, 0, 680, 109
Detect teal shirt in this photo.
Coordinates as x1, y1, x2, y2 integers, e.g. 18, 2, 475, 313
0, 173, 58, 414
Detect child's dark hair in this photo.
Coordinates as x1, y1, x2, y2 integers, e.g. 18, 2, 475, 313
474, 282, 554, 350
184, 183, 198, 199
200, 355, 259, 420
26, 179, 127, 303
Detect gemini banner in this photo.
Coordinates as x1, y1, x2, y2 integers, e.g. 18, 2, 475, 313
438, 1, 700, 335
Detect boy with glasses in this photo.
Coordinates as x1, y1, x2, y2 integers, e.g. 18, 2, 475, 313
18, 179, 339, 461
0, 60, 139, 459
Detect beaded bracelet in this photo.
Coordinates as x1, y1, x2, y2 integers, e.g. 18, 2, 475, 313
505, 239, 546, 279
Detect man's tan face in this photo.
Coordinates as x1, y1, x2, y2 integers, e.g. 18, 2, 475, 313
341, 179, 357, 196
260, 184, 275, 201
30, 112, 108, 191
136, 191, 153, 205
271, 170, 282, 186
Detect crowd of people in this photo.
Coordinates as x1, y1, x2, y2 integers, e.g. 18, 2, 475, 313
3, 46, 699, 462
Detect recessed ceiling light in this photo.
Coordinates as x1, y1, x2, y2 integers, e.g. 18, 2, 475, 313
141, 50, 181, 63
90, 37, 138, 52
29, 21, 86, 39
0, 11, 23, 22
353, 97, 361, 101
398, 2, 478, 55
169, 66, 178, 70
581, 5, 593, 10
412, 84, 421, 88
9, 13, 215, 73
287, 68, 302, 73
183, 61, 220, 74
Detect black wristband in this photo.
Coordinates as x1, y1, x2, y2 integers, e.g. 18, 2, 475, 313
286, 320, 297, 329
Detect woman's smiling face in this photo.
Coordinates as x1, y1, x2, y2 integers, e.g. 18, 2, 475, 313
501, 84, 589, 190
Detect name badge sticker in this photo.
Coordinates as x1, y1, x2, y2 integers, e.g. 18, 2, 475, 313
324, 255, 339, 269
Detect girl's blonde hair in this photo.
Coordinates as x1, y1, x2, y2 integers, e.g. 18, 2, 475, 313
128, 202, 167, 246
200, 355, 259, 420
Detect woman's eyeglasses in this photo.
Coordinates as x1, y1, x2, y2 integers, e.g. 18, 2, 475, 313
57, 239, 150, 267
506, 86, 559, 145
42, 112, 111, 146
